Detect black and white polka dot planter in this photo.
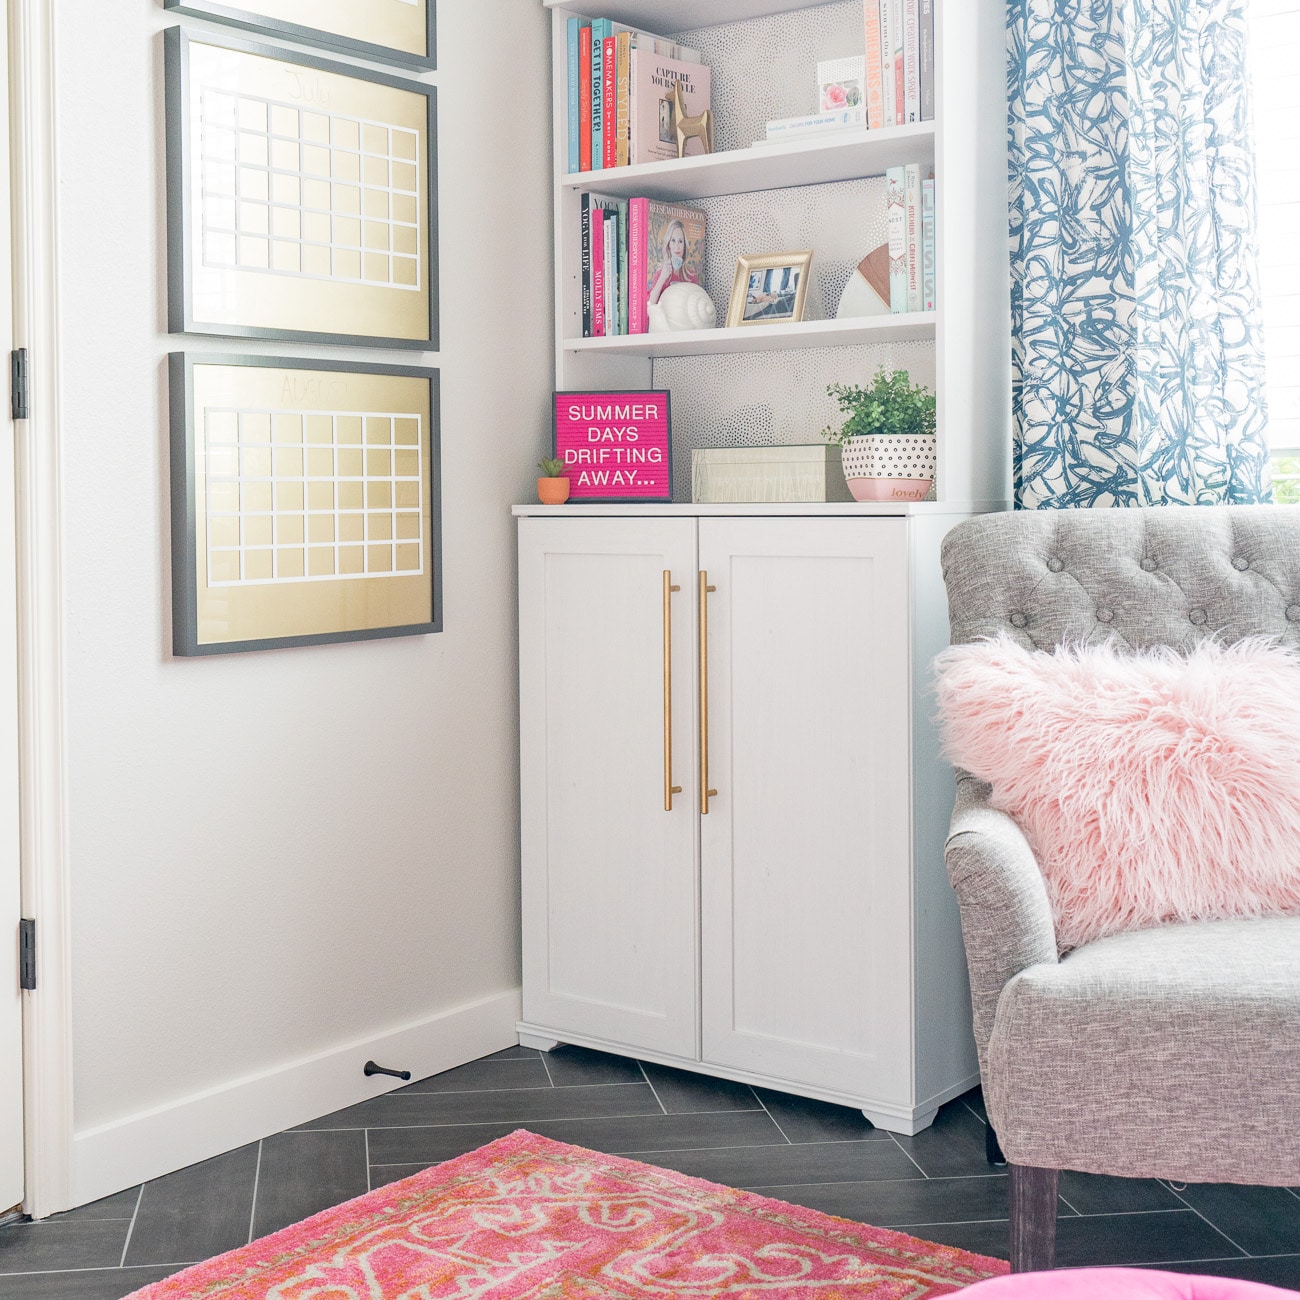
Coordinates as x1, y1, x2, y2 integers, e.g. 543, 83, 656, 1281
841, 434, 937, 502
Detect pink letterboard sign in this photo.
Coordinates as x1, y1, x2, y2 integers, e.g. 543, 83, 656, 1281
553, 390, 673, 502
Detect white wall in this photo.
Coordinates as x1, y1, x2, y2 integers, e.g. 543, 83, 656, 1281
53, 0, 553, 1205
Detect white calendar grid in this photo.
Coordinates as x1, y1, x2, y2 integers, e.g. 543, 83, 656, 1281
198, 87, 422, 292
203, 406, 425, 588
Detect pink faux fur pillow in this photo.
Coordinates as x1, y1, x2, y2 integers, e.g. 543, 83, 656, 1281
934, 636, 1300, 950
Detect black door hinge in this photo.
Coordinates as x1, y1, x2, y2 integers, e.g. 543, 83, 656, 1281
11, 349, 29, 421
18, 919, 35, 991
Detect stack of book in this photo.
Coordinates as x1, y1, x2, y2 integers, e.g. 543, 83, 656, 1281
865, 0, 936, 127
580, 196, 707, 338
885, 164, 936, 313
566, 17, 711, 173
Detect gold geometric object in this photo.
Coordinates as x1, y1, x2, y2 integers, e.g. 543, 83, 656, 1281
672, 81, 714, 159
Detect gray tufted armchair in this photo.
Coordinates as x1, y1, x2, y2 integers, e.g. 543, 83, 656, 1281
939, 506, 1300, 1273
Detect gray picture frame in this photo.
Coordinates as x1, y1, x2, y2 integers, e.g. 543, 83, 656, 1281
163, 0, 437, 72
165, 26, 439, 350
170, 352, 443, 656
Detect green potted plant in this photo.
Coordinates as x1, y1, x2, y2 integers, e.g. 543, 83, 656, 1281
537, 456, 570, 505
821, 368, 937, 502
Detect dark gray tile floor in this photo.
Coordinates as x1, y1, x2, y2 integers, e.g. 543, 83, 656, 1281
1, 1043, 1297, 1298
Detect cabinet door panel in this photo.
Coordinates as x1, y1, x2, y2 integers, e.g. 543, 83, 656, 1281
519, 518, 699, 1057
699, 518, 912, 1101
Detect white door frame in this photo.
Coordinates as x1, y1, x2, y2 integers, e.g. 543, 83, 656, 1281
9, 0, 75, 1219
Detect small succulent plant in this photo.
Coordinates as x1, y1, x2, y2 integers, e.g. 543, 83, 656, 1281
538, 456, 567, 478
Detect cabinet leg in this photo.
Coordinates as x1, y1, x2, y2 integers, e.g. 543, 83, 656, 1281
518, 1032, 560, 1052
860, 1106, 939, 1135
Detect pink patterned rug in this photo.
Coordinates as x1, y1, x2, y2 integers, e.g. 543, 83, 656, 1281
127, 1129, 1008, 1298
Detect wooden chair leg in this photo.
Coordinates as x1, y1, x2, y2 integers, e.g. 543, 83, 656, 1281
1009, 1163, 1058, 1273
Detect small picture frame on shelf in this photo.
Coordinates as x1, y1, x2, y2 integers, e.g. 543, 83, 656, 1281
727, 251, 813, 328
554, 391, 673, 503
163, 0, 436, 71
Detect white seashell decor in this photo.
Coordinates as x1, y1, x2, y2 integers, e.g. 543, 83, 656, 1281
647, 282, 718, 333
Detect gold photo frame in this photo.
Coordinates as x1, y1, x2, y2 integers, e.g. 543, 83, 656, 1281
726, 250, 814, 328
170, 354, 441, 655
165, 27, 437, 349
164, 0, 436, 71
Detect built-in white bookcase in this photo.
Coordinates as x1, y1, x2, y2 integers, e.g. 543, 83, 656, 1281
545, 0, 1011, 505
521, 0, 1011, 1133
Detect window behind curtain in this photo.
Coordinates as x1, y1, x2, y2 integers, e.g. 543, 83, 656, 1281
1251, 0, 1300, 499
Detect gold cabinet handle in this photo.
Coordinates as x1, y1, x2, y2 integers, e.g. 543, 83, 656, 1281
663, 571, 682, 811
699, 571, 718, 814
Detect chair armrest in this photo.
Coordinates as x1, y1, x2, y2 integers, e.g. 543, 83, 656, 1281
945, 776, 1059, 1078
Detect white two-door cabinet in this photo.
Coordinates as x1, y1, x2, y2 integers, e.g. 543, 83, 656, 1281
517, 503, 983, 1134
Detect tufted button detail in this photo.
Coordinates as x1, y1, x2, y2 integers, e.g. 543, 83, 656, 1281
1189, 608, 1208, 626
1047, 557, 1064, 573
1140, 557, 1157, 573
1288, 605, 1300, 623
1009, 612, 1029, 629
1232, 557, 1249, 571
1096, 608, 1113, 623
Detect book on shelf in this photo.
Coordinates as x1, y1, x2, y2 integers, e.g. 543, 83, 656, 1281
864, 0, 933, 125
578, 24, 592, 173
758, 107, 866, 144
615, 31, 632, 168
629, 199, 706, 333
905, 162, 922, 312
903, 0, 920, 123
590, 199, 605, 336
884, 163, 935, 314
591, 18, 610, 170
877, 0, 897, 126
617, 200, 630, 334
567, 20, 706, 174
567, 18, 584, 174
919, 0, 936, 122
602, 34, 617, 168
921, 177, 936, 312
630, 51, 712, 166
603, 208, 617, 334
580, 193, 592, 335
885, 166, 907, 312
863, 5, 885, 130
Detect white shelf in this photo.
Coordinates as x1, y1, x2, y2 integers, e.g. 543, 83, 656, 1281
564, 314, 936, 358
544, 0, 800, 28
563, 126, 936, 201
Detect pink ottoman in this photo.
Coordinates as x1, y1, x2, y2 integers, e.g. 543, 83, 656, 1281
960, 1268, 1295, 1298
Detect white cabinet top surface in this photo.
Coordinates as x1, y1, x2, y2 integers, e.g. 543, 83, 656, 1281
513, 502, 1006, 518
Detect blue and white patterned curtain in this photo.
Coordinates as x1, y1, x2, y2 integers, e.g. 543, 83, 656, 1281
1009, 0, 1273, 508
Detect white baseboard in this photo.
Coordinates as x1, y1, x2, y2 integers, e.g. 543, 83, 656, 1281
71, 988, 522, 1209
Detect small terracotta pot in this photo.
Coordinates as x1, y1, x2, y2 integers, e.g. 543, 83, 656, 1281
537, 476, 571, 505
